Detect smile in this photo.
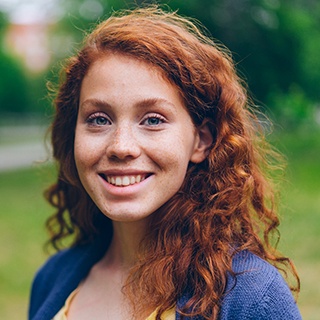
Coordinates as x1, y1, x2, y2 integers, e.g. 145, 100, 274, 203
100, 174, 150, 187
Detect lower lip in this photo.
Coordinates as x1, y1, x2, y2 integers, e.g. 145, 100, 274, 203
98, 174, 152, 197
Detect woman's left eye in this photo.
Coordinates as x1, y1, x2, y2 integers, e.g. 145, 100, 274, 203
142, 115, 166, 126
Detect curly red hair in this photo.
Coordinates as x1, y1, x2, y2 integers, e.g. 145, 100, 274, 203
45, 6, 299, 319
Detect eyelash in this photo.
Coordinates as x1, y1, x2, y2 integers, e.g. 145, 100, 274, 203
141, 114, 166, 126
85, 112, 166, 127
86, 113, 110, 126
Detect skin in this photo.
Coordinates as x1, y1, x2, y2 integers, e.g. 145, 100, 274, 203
69, 53, 212, 319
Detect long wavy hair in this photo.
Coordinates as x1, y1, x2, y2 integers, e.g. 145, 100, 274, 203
45, 6, 299, 319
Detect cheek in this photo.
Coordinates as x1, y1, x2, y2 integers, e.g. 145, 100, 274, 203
161, 134, 195, 166
155, 146, 191, 183
74, 141, 100, 196
74, 141, 96, 180
74, 133, 101, 165
74, 139, 85, 168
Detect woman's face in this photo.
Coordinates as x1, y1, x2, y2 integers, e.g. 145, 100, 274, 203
74, 54, 208, 224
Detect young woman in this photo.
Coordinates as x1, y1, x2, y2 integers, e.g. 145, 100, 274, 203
29, 7, 301, 320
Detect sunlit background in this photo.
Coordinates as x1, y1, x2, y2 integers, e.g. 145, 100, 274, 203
0, 0, 319, 319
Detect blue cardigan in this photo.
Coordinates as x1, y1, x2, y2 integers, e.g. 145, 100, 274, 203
29, 236, 301, 319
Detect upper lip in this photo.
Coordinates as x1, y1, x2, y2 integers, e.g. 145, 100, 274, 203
98, 169, 153, 176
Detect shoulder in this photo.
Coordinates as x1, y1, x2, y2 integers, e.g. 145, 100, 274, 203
33, 244, 93, 280
31, 246, 83, 294
219, 251, 301, 319
29, 246, 86, 319
29, 236, 109, 320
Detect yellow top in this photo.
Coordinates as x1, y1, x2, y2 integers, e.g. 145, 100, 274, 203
52, 289, 79, 320
52, 288, 175, 320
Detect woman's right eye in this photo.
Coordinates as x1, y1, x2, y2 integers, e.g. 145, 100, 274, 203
86, 114, 111, 126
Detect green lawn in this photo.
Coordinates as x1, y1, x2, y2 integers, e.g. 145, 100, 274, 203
0, 130, 319, 319
272, 130, 320, 320
0, 165, 54, 319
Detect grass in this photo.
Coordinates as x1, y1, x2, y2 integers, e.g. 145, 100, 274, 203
271, 129, 320, 319
0, 129, 319, 319
0, 165, 54, 319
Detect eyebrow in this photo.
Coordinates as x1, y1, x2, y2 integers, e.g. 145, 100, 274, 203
80, 97, 176, 110
79, 98, 111, 110
135, 97, 176, 109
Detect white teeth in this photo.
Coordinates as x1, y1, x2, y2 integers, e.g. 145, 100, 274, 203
106, 174, 144, 186
122, 176, 130, 186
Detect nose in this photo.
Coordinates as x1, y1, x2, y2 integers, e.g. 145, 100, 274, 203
106, 125, 141, 160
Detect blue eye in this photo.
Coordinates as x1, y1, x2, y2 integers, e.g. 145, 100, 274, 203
94, 116, 109, 126
87, 114, 110, 126
143, 114, 166, 126
147, 117, 161, 125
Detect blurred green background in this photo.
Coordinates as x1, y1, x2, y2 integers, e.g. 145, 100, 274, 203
0, 0, 319, 319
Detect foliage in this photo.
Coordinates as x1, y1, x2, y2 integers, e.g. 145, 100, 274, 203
267, 84, 316, 128
0, 51, 31, 114
0, 10, 53, 117
0, 12, 32, 114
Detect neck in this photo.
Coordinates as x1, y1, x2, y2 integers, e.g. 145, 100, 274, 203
103, 219, 149, 269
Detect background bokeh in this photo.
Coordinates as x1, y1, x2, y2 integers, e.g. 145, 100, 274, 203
0, 0, 319, 319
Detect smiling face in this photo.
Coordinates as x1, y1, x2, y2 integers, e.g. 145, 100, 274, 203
74, 54, 208, 224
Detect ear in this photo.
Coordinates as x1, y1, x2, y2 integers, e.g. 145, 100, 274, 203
190, 120, 213, 164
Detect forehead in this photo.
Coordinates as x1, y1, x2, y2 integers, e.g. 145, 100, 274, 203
88, 51, 168, 79
79, 51, 194, 121
82, 52, 183, 95
80, 53, 185, 108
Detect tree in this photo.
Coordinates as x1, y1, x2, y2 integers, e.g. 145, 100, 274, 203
0, 11, 32, 115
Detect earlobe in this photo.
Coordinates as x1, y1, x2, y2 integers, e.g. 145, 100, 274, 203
190, 120, 213, 164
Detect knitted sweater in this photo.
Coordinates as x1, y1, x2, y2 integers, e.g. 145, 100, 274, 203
29, 236, 301, 319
